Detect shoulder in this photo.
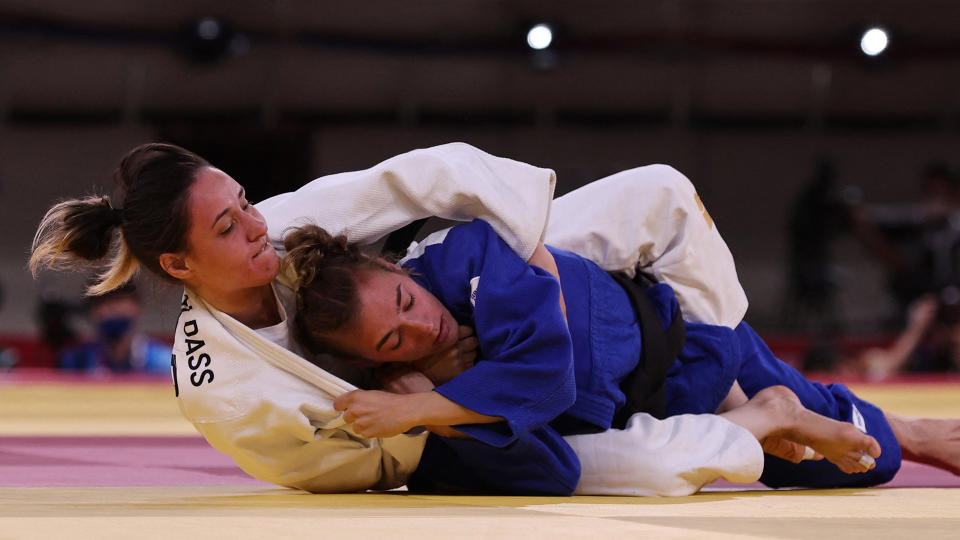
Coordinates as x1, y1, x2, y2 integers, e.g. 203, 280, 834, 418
450, 219, 497, 240
433, 220, 501, 255
401, 220, 498, 265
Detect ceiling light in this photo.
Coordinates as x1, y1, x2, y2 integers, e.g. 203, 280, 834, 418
860, 27, 889, 56
526, 24, 553, 50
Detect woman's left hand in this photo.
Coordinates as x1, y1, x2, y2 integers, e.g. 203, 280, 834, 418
333, 389, 422, 438
413, 325, 478, 385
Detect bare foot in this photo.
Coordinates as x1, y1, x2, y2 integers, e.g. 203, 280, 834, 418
753, 386, 883, 474
887, 413, 960, 475
762, 436, 822, 463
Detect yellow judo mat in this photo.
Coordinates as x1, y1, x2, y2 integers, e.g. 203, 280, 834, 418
2, 376, 959, 539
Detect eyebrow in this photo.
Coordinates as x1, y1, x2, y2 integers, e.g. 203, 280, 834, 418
375, 284, 404, 352
210, 187, 245, 230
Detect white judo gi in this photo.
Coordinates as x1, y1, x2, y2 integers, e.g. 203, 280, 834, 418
171, 142, 762, 496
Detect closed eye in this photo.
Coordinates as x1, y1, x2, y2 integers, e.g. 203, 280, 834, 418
216, 187, 249, 234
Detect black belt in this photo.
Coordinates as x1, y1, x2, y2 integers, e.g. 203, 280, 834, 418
608, 271, 686, 427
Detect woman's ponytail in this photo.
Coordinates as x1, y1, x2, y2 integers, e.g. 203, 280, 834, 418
30, 142, 207, 295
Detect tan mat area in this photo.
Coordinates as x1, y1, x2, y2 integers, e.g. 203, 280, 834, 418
2, 377, 959, 539
2, 486, 959, 539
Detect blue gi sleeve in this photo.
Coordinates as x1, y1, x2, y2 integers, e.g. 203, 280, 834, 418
407, 426, 581, 495
404, 220, 576, 447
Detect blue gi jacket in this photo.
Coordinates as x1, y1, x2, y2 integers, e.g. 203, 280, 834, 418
404, 220, 644, 494
404, 220, 903, 494
404, 220, 741, 494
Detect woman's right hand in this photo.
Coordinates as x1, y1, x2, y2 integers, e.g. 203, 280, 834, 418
412, 325, 479, 385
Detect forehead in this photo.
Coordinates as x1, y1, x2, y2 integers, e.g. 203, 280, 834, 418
188, 167, 241, 214
339, 270, 402, 344
355, 269, 403, 306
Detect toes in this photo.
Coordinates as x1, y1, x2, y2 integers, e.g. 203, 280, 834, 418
762, 437, 809, 463
839, 452, 876, 474
866, 438, 882, 458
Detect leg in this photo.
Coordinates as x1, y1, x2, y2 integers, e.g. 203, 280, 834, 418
718, 380, 820, 464
565, 412, 764, 496
733, 322, 903, 487
886, 412, 960, 475
720, 385, 882, 474
544, 164, 747, 328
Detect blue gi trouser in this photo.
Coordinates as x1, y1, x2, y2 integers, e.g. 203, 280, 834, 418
666, 321, 902, 488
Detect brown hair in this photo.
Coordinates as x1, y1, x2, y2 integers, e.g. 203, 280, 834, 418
30, 143, 209, 295
283, 224, 390, 356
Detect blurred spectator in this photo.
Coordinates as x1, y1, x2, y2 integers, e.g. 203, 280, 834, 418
0, 280, 18, 370
35, 298, 79, 367
854, 162, 960, 318
860, 287, 960, 379
785, 159, 860, 337
58, 283, 170, 373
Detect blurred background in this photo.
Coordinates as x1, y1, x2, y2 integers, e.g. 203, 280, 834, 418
2, 0, 960, 377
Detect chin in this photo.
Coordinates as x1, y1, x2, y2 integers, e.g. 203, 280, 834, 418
256, 252, 282, 282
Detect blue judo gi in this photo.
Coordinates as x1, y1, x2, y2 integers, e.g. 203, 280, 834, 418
405, 220, 901, 494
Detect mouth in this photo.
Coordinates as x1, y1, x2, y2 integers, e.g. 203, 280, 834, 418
252, 239, 268, 259
434, 314, 448, 346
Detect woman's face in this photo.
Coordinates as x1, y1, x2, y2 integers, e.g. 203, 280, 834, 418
178, 167, 280, 294
326, 268, 460, 363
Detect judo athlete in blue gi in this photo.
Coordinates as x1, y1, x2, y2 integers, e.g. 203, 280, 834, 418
283, 219, 912, 495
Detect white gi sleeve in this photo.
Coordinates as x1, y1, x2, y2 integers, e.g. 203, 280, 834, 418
545, 164, 749, 328
256, 142, 556, 261
192, 412, 424, 493
173, 289, 427, 494
566, 413, 764, 496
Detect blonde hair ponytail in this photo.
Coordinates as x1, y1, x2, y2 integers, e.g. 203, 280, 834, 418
30, 195, 139, 295
30, 142, 210, 294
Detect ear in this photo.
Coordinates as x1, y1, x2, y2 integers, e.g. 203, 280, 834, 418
159, 252, 193, 281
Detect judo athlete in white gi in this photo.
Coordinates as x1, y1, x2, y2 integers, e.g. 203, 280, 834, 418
33, 142, 958, 495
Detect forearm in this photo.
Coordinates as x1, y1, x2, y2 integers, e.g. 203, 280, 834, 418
403, 391, 503, 428
528, 241, 567, 320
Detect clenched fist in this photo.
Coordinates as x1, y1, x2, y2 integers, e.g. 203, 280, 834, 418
333, 390, 422, 438
413, 325, 479, 385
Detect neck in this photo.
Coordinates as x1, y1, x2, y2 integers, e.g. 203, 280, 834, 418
195, 282, 281, 329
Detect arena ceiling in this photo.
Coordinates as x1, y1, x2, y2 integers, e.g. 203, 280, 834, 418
2, 0, 959, 128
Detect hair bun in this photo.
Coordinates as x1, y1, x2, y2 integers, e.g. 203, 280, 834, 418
283, 224, 361, 288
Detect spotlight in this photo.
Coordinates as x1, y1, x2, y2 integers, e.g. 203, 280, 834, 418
195, 17, 223, 41
860, 27, 889, 57
182, 16, 249, 64
526, 24, 553, 50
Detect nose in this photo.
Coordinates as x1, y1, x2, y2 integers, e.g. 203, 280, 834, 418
400, 312, 434, 341
243, 209, 268, 241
